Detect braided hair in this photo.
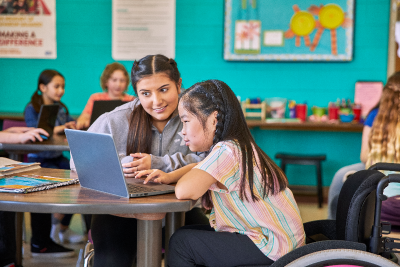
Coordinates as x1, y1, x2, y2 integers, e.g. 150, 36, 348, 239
126, 54, 181, 155
180, 80, 288, 208
367, 71, 400, 168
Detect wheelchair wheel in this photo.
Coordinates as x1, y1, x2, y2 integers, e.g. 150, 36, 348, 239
285, 249, 398, 267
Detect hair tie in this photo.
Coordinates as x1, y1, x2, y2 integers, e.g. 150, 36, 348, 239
168, 58, 176, 66
133, 60, 140, 71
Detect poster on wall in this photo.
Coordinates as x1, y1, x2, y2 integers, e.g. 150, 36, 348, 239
112, 0, 175, 61
0, 0, 56, 59
224, 0, 354, 61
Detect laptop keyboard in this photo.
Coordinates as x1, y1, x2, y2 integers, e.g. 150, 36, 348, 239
127, 183, 159, 193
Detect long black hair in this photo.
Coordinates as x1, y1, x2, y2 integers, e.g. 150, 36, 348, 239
126, 54, 181, 155
29, 69, 69, 114
180, 80, 288, 207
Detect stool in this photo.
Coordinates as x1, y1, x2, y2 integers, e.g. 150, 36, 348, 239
275, 153, 326, 208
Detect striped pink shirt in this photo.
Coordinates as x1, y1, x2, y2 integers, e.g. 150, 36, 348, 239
194, 141, 305, 261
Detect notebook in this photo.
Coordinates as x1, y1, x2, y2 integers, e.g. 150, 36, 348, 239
65, 129, 175, 198
0, 174, 79, 193
90, 100, 127, 126
36, 104, 59, 139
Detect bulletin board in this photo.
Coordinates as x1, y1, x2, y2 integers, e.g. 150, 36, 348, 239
224, 0, 354, 61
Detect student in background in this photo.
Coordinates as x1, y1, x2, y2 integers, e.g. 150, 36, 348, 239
71, 54, 209, 267
366, 72, 400, 223
326, 106, 377, 219
24, 69, 84, 246
75, 62, 135, 129
327, 72, 400, 220
0, 128, 76, 266
142, 80, 305, 266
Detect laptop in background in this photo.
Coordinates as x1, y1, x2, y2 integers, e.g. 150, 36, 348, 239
65, 129, 175, 198
90, 100, 127, 126
36, 104, 59, 139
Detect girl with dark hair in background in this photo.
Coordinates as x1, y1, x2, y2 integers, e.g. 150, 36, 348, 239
23, 69, 81, 257
70, 54, 209, 267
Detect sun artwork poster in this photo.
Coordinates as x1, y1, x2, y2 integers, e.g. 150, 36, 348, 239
0, 0, 56, 59
225, 0, 354, 61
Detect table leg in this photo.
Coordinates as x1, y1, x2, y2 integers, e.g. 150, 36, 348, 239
137, 219, 163, 267
164, 212, 185, 264
15, 212, 23, 266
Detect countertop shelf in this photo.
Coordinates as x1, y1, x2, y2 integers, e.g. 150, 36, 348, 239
0, 112, 363, 132
246, 120, 363, 132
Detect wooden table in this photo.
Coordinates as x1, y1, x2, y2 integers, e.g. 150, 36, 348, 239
246, 120, 363, 132
0, 134, 69, 161
0, 168, 195, 267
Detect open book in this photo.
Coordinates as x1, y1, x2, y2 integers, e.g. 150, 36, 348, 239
0, 174, 79, 193
0, 157, 41, 177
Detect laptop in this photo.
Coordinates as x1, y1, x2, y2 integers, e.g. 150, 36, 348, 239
90, 100, 128, 126
36, 104, 59, 139
65, 129, 175, 198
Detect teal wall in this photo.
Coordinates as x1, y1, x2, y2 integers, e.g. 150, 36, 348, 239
0, 0, 390, 186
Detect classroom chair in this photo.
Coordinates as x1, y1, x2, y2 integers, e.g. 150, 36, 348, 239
2, 119, 27, 130
240, 163, 400, 267
275, 153, 326, 208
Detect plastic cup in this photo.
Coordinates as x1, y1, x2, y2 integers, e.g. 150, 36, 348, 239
328, 106, 339, 120
295, 104, 307, 122
353, 107, 362, 121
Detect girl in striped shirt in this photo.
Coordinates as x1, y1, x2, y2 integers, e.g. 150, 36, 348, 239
137, 79, 305, 266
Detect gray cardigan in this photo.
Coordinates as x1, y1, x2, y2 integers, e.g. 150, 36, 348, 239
70, 99, 206, 171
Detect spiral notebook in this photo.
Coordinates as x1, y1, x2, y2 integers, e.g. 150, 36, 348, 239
0, 174, 79, 194
0, 157, 79, 193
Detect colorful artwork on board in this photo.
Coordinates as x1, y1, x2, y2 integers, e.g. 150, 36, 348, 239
224, 0, 354, 61
284, 5, 316, 48
234, 20, 261, 54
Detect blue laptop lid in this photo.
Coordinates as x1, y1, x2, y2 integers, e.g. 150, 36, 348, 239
65, 129, 129, 198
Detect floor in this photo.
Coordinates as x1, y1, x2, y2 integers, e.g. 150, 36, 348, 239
18, 194, 330, 267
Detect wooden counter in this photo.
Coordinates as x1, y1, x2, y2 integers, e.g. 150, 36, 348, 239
0, 112, 363, 133
246, 120, 363, 132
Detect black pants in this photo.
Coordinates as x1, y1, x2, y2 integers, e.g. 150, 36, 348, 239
167, 224, 274, 267
0, 212, 52, 266
91, 207, 209, 267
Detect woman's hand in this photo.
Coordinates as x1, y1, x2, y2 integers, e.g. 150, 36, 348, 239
135, 169, 173, 184
122, 153, 152, 177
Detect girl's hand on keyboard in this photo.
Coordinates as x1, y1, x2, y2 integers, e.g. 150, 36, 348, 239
135, 169, 172, 184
